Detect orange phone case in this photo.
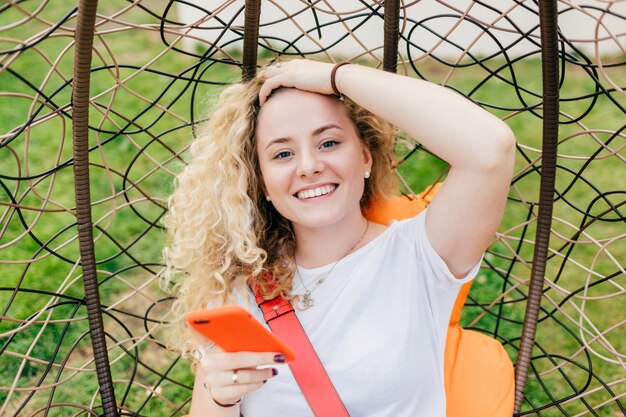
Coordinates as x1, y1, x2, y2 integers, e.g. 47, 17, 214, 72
186, 305, 296, 362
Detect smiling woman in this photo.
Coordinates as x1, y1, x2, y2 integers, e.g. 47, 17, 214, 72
162, 59, 515, 417
256, 89, 375, 244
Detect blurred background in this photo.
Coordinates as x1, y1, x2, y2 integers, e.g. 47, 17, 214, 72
0, 1, 624, 416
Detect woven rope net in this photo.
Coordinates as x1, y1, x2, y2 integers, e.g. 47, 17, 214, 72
0, 1, 624, 416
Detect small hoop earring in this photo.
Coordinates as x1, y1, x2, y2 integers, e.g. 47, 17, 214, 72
364, 171, 370, 179
265, 195, 271, 202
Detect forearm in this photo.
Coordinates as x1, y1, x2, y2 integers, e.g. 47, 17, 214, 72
336, 64, 515, 170
257, 58, 516, 278
189, 368, 241, 417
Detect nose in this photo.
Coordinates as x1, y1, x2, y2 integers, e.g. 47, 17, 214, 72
296, 149, 324, 178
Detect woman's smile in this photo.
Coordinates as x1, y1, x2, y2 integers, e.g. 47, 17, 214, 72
294, 184, 337, 200
256, 88, 372, 230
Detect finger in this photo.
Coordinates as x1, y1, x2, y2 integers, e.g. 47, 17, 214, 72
259, 76, 295, 105
191, 339, 225, 362
207, 351, 285, 371
259, 75, 289, 105
207, 367, 278, 386
262, 66, 282, 79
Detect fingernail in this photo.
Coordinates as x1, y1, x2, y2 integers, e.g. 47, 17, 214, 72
272, 368, 279, 376
274, 354, 285, 363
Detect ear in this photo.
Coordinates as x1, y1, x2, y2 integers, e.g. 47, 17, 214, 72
362, 143, 373, 172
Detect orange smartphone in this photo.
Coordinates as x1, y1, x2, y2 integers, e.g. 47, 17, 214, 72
186, 305, 296, 362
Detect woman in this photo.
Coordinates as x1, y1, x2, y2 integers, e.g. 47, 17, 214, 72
164, 59, 515, 416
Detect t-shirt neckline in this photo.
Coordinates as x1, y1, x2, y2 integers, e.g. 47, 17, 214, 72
296, 220, 399, 274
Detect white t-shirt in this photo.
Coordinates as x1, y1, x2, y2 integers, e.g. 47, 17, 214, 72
240, 210, 480, 417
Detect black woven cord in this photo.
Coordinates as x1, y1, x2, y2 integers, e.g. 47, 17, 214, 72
514, 0, 560, 413
383, 0, 400, 73
243, 0, 261, 81
72, 0, 119, 416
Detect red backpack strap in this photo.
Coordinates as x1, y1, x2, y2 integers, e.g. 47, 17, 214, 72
252, 283, 350, 417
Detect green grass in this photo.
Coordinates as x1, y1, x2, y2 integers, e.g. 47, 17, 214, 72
0, 1, 230, 414
1, 1, 624, 415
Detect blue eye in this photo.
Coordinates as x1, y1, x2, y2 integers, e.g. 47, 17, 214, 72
321, 140, 338, 149
275, 151, 292, 159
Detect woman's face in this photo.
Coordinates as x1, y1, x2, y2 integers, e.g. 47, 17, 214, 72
255, 89, 372, 232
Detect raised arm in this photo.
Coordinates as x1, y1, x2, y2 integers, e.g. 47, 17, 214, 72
260, 60, 516, 278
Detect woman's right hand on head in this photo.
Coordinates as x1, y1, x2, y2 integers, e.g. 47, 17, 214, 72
259, 59, 340, 105
196, 344, 284, 406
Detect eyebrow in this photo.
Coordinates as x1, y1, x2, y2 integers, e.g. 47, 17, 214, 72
264, 124, 343, 150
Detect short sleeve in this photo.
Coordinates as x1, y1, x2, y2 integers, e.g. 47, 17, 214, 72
398, 209, 483, 287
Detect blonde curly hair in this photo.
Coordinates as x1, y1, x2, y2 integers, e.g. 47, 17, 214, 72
162, 67, 398, 354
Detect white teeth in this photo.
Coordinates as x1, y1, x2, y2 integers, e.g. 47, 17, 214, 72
297, 185, 336, 199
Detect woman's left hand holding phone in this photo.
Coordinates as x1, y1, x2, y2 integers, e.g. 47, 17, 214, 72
188, 335, 283, 417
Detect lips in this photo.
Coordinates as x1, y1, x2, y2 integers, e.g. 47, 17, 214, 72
295, 184, 337, 199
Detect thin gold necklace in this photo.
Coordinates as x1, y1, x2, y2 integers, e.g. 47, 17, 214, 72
295, 220, 369, 310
